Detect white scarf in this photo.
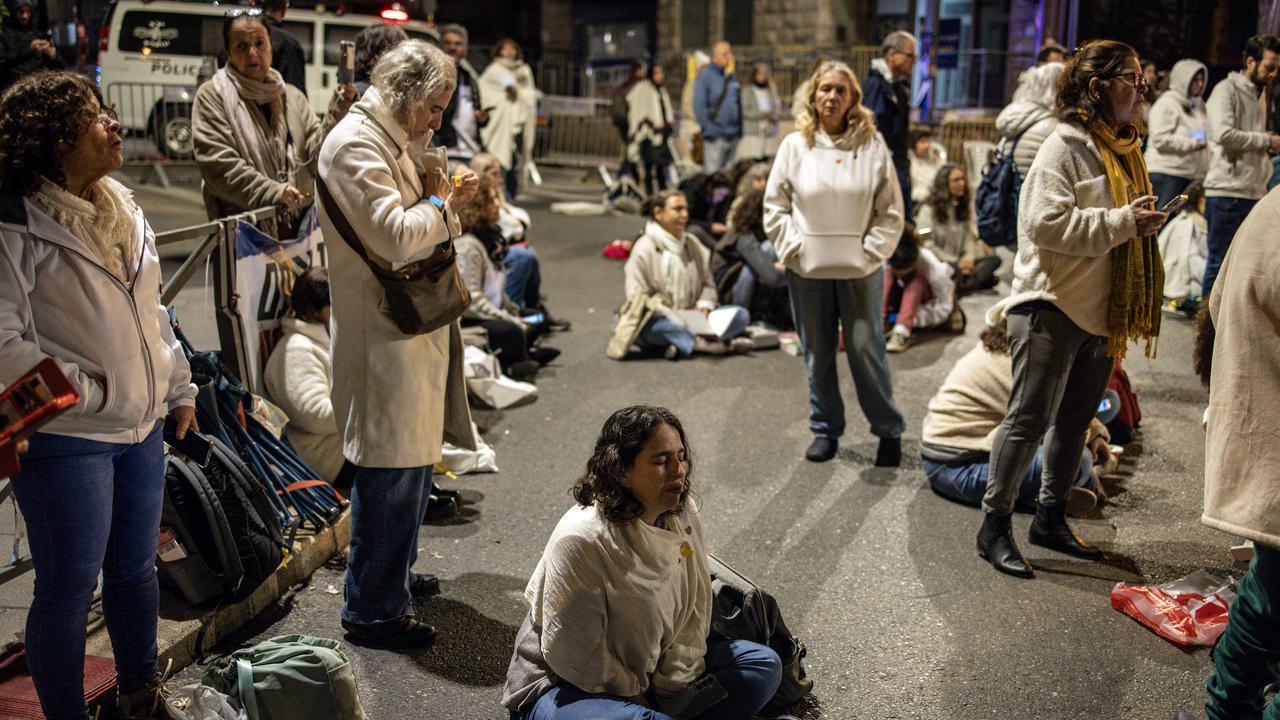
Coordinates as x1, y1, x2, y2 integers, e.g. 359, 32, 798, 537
646, 220, 700, 310
212, 66, 289, 184
33, 176, 137, 282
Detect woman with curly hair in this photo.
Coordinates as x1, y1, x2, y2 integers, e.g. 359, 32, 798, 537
763, 60, 906, 464
915, 162, 1000, 294
0, 71, 196, 719
503, 405, 782, 719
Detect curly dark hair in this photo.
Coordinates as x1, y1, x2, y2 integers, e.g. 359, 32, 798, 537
355, 25, 408, 83
926, 163, 970, 224
289, 266, 330, 322
0, 72, 103, 196
728, 187, 765, 238
1056, 39, 1139, 127
572, 405, 692, 525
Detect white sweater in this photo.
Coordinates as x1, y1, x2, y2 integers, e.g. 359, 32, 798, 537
520, 503, 711, 701
1144, 59, 1209, 181
985, 122, 1139, 337
764, 130, 904, 280
262, 318, 344, 482
1205, 71, 1272, 200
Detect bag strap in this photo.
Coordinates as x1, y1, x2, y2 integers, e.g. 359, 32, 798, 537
236, 658, 260, 720
315, 175, 397, 276
709, 70, 733, 123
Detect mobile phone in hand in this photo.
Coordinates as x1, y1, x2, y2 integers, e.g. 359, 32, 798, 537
337, 41, 355, 85
163, 416, 213, 466
1160, 194, 1189, 215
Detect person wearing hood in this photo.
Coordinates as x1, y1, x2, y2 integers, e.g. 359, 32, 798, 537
316, 39, 481, 649
863, 31, 916, 218
479, 38, 539, 200
0, 0, 62, 91
1145, 59, 1209, 209
1201, 34, 1280, 303
764, 60, 906, 466
192, 9, 323, 238
994, 61, 1066, 179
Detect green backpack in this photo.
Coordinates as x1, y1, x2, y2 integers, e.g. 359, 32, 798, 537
201, 635, 367, 720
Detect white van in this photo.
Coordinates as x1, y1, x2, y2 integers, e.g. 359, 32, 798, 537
97, 0, 438, 158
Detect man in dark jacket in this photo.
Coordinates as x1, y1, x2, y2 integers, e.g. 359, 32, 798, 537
433, 23, 487, 161
263, 0, 306, 96
693, 41, 742, 173
863, 30, 916, 219
0, 0, 61, 91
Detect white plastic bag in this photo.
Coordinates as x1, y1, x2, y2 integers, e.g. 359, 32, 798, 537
463, 346, 538, 409
441, 422, 499, 474
170, 684, 247, 720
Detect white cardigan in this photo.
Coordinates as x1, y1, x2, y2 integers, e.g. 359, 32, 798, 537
262, 318, 344, 482
985, 122, 1139, 337
764, 130, 904, 280
522, 503, 711, 700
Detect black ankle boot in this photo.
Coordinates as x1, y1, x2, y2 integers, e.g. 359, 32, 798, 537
1028, 502, 1102, 559
874, 436, 902, 467
977, 512, 1034, 578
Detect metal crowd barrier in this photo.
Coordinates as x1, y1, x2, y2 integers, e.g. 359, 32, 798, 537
102, 81, 200, 188
936, 116, 1000, 170
533, 95, 623, 169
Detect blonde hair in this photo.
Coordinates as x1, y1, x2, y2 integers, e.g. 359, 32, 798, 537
797, 61, 875, 149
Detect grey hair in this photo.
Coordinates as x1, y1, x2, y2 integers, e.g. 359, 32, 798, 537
438, 23, 468, 45
882, 30, 917, 56
370, 39, 457, 125
1012, 60, 1065, 109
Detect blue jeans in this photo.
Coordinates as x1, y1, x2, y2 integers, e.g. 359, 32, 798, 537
702, 137, 737, 174
1203, 196, 1258, 301
924, 447, 1094, 509
1149, 172, 1192, 211
638, 305, 749, 358
342, 465, 433, 625
516, 639, 781, 720
787, 269, 906, 439
11, 423, 165, 720
505, 245, 542, 309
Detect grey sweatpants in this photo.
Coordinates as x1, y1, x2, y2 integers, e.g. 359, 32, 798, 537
982, 307, 1114, 516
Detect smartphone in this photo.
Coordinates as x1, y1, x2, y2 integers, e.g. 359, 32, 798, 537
163, 416, 213, 467
522, 312, 545, 325
337, 41, 355, 85
0, 359, 80, 476
1160, 194, 1189, 215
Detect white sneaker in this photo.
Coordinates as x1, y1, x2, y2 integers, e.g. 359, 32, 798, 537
886, 329, 911, 353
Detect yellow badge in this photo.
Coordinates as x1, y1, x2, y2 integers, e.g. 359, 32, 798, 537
679, 541, 693, 559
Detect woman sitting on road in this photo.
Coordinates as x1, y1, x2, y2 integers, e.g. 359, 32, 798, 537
881, 229, 961, 353
712, 187, 790, 329
456, 175, 559, 379
915, 163, 1000, 294
615, 189, 751, 360
503, 405, 782, 720
0, 71, 197, 720
192, 8, 323, 238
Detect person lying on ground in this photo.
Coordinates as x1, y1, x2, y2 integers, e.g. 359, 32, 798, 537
503, 405, 782, 720
882, 227, 963, 353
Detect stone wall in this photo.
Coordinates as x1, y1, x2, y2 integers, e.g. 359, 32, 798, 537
658, 0, 877, 55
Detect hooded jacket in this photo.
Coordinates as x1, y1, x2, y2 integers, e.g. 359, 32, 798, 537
1204, 70, 1271, 199
995, 101, 1057, 180
1144, 59, 1209, 181
0, 186, 196, 444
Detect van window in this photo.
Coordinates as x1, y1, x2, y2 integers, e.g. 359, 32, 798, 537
117, 11, 222, 57
282, 20, 314, 62
322, 23, 364, 66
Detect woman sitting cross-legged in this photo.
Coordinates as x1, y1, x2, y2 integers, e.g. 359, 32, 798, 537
712, 187, 791, 329
503, 405, 782, 720
457, 174, 559, 379
619, 189, 751, 360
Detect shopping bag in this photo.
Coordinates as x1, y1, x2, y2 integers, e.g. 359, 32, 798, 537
1110, 570, 1236, 647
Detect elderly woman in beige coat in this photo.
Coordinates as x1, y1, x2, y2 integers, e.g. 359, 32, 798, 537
193, 10, 322, 235
1196, 187, 1280, 720
317, 38, 479, 650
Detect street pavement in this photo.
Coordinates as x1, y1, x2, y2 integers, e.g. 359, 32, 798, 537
135, 168, 1226, 719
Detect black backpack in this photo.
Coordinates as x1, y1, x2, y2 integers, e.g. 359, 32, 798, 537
974, 136, 1022, 248
158, 437, 287, 608
707, 554, 813, 709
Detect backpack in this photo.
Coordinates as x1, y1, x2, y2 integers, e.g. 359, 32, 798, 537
707, 554, 813, 709
201, 635, 367, 720
158, 437, 287, 608
974, 136, 1022, 248
1106, 362, 1143, 444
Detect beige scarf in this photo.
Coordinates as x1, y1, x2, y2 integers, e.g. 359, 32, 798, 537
33, 177, 138, 282
213, 65, 289, 185
646, 220, 701, 310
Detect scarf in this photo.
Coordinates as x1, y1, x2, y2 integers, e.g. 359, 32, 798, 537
33, 177, 138, 283
212, 65, 288, 187
646, 220, 700, 310
1090, 120, 1163, 359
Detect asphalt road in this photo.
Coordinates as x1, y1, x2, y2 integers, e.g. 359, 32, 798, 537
152, 171, 1227, 720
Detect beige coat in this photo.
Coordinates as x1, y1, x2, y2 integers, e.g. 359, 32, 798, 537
1204, 187, 1280, 547
193, 79, 323, 221
317, 86, 475, 468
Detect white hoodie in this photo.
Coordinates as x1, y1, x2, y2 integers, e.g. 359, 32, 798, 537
764, 129, 904, 280
1205, 70, 1272, 199
1145, 59, 1209, 180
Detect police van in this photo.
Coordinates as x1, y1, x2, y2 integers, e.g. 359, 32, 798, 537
97, 0, 438, 158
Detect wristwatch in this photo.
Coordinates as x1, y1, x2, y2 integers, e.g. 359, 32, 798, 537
428, 195, 446, 211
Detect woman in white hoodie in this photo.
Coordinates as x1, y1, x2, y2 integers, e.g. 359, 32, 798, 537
764, 60, 906, 465
0, 72, 197, 719
1144, 59, 1209, 208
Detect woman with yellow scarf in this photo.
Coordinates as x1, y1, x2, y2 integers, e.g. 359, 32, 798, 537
976, 40, 1169, 579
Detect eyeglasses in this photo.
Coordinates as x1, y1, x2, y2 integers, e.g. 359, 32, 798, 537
224, 6, 263, 19
95, 104, 119, 129
1110, 71, 1148, 89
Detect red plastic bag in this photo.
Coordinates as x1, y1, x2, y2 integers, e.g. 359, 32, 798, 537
1110, 571, 1237, 647
602, 239, 632, 261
